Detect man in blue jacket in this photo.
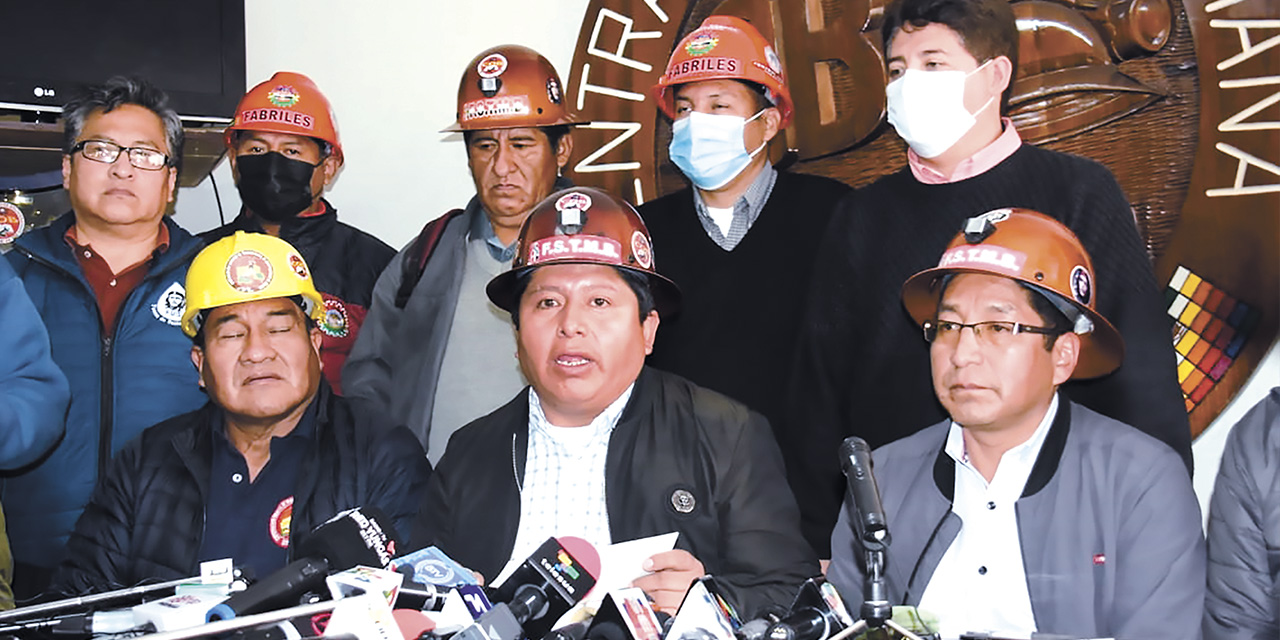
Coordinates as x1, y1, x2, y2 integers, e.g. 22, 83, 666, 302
828, 209, 1203, 639
4, 77, 208, 598
0, 257, 69, 607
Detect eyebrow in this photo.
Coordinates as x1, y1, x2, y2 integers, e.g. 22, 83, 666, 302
938, 300, 1019, 314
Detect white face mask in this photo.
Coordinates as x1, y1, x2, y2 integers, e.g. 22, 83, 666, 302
885, 60, 996, 159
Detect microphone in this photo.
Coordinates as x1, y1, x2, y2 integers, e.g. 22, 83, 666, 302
389, 546, 481, 589
839, 437, 889, 549
736, 607, 786, 640
455, 536, 602, 640
206, 506, 399, 622
766, 579, 854, 640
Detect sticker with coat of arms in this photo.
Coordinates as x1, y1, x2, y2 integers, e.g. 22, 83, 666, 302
320, 297, 350, 338
225, 250, 273, 293
0, 202, 25, 244
151, 281, 186, 326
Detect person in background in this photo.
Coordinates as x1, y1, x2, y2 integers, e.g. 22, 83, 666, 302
202, 71, 395, 395
640, 18, 850, 556
344, 45, 578, 464
4, 76, 207, 597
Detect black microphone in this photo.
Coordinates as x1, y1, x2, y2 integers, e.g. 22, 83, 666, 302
206, 506, 399, 621
766, 578, 854, 640
453, 537, 602, 640
584, 588, 666, 640
839, 437, 889, 548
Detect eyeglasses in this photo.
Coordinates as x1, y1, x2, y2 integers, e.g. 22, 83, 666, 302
923, 320, 1059, 348
71, 140, 171, 171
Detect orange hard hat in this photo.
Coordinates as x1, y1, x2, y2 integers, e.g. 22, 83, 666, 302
226, 72, 343, 163
652, 15, 793, 127
443, 45, 581, 132
900, 208, 1124, 379
486, 187, 681, 316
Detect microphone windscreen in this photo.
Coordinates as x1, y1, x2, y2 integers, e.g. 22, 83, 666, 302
393, 609, 435, 640
298, 507, 398, 570
556, 536, 602, 582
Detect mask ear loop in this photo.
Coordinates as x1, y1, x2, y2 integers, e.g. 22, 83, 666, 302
965, 59, 999, 118
743, 109, 771, 159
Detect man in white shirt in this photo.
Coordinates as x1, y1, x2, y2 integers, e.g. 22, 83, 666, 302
827, 208, 1204, 639
414, 187, 818, 617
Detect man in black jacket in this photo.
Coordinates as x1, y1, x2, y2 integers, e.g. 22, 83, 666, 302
52, 232, 428, 595
202, 72, 395, 395
415, 187, 817, 617
638, 17, 850, 537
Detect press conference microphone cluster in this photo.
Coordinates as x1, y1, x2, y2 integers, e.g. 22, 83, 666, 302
453, 536, 601, 640
207, 506, 398, 622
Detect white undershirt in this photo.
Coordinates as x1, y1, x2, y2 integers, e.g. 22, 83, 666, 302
918, 394, 1058, 640
705, 206, 735, 237
492, 385, 634, 585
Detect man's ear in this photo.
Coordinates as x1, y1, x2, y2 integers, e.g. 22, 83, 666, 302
1051, 332, 1080, 386
190, 345, 207, 388
760, 106, 783, 142
988, 55, 1014, 97
642, 310, 660, 356
320, 154, 341, 189
62, 155, 72, 190
555, 133, 574, 171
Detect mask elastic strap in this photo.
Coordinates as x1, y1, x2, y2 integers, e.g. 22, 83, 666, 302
744, 109, 770, 159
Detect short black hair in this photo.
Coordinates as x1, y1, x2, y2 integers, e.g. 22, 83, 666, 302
509, 266, 657, 329
462, 125, 572, 152
63, 76, 185, 174
881, 0, 1019, 113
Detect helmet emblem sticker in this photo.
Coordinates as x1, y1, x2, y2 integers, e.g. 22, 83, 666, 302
321, 297, 350, 338
631, 230, 653, 270
269, 496, 293, 549
267, 85, 300, 108
555, 192, 593, 231
289, 253, 309, 280
764, 46, 783, 75
685, 33, 719, 56
1071, 265, 1093, 305
547, 77, 563, 105
151, 281, 186, 327
225, 249, 274, 293
478, 53, 509, 78
0, 202, 25, 244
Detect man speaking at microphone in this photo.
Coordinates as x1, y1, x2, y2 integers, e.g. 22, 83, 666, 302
828, 210, 1203, 639
51, 233, 430, 595
415, 187, 817, 616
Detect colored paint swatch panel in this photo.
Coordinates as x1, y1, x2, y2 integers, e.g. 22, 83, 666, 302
1164, 265, 1258, 412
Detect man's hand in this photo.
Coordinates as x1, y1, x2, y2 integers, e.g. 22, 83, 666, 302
631, 549, 705, 613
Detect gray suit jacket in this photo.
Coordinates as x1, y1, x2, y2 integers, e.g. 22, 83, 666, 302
829, 397, 1204, 640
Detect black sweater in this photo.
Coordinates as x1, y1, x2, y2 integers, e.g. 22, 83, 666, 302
639, 171, 851, 491
792, 144, 1192, 556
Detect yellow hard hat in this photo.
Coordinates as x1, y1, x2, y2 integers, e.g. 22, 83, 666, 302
182, 231, 324, 338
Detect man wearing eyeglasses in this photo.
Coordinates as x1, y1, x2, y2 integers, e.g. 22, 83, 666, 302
4, 76, 207, 598
827, 209, 1203, 640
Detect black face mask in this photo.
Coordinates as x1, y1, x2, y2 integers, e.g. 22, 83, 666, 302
235, 152, 318, 223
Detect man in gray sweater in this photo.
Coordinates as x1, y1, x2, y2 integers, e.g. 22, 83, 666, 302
828, 208, 1204, 639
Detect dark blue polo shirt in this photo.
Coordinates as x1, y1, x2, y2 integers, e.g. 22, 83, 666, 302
199, 400, 318, 578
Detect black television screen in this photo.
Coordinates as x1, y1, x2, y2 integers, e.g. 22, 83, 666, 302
0, 0, 245, 122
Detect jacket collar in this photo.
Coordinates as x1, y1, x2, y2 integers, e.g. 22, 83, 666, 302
228, 199, 338, 250
17, 212, 203, 278
932, 391, 1071, 501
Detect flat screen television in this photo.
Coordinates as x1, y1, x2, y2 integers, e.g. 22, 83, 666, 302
0, 0, 245, 123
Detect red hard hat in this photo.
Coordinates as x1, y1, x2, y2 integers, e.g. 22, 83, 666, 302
652, 15, 793, 127
486, 187, 680, 316
901, 208, 1124, 379
226, 72, 343, 163
443, 45, 582, 132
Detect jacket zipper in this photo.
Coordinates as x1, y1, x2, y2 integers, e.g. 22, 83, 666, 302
98, 332, 114, 484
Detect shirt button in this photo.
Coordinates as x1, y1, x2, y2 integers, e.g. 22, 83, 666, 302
232, 473, 243, 484
83, 250, 92, 258
978, 566, 988, 575
987, 501, 996, 510
109, 279, 117, 287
